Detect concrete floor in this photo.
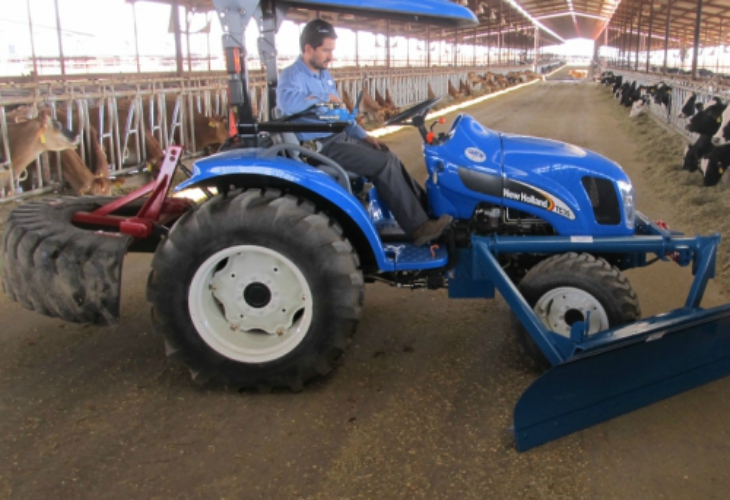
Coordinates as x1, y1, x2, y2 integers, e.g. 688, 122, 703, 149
2, 68, 730, 499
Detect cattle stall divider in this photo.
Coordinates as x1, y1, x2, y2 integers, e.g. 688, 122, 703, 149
1, 64, 551, 203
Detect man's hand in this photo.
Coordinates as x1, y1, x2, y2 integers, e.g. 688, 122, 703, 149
364, 136, 385, 150
329, 94, 342, 103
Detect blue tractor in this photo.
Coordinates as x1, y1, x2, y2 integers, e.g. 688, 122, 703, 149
4, 0, 730, 451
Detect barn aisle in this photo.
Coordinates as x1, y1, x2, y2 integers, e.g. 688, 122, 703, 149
2, 67, 730, 500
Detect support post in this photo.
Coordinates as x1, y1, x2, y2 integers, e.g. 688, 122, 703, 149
172, 0, 184, 75
634, 0, 644, 71
646, 0, 654, 72
132, 1, 141, 73
386, 20, 391, 69
185, 5, 192, 72
26, 0, 38, 80
533, 26, 539, 72
355, 30, 359, 68
426, 26, 430, 67
53, 0, 65, 76
692, 0, 703, 79
663, 0, 672, 72
473, 26, 477, 66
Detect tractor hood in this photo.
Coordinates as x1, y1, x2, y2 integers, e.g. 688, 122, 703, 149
500, 133, 629, 186
425, 114, 635, 236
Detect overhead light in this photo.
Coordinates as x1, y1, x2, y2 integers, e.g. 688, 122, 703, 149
538, 12, 608, 21
503, 0, 566, 43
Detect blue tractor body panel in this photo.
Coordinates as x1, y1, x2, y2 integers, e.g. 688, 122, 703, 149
176, 148, 450, 272
424, 114, 634, 236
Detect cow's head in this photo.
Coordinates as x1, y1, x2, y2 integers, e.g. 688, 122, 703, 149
36, 111, 81, 151
208, 115, 229, 145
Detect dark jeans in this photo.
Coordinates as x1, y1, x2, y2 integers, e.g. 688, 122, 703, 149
320, 134, 429, 235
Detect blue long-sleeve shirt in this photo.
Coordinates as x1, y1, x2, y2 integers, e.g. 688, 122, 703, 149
276, 56, 367, 142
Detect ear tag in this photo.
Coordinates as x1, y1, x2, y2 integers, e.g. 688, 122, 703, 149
208, 120, 216, 128
37, 128, 46, 144
718, 118, 722, 123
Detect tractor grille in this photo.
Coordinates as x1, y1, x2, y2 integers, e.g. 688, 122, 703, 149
581, 176, 621, 225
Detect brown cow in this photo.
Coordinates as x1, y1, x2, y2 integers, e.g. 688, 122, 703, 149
57, 149, 112, 195
116, 99, 166, 176
1, 111, 80, 196
165, 96, 228, 155
427, 83, 436, 100
448, 80, 462, 99
53, 107, 110, 181
359, 88, 385, 124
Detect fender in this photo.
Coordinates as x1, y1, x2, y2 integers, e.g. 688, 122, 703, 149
175, 149, 398, 270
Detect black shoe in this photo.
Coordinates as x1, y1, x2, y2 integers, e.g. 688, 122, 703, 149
411, 215, 453, 246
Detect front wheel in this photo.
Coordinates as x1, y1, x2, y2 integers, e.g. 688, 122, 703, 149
148, 189, 364, 390
514, 252, 641, 371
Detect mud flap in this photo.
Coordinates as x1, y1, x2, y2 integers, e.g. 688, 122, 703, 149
514, 304, 730, 451
1, 197, 133, 325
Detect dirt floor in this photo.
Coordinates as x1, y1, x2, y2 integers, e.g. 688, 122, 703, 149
2, 67, 730, 499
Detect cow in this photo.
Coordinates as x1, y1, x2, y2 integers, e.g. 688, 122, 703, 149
682, 98, 728, 172
358, 87, 385, 124
164, 96, 228, 155
56, 149, 113, 195
114, 99, 166, 176
447, 79, 462, 99
700, 143, 730, 186
679, 93, 698, 118
653, 82, 672, 110
630, 95, 650, 118
687, 97, 726, 136
611, 75, 624, 94
52, 107, 111, 182
1, 111, 81, 196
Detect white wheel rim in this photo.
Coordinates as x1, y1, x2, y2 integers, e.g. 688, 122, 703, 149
533, 286, 609, 338
188, 245, 314, 363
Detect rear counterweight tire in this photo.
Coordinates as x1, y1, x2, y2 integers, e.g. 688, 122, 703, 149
1, 196, 134, 324
147, 188, 364, 390
514, 252, 641, 372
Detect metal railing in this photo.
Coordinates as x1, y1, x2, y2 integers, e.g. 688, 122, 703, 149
1, 64, 554, 202
602, 68, 730, 143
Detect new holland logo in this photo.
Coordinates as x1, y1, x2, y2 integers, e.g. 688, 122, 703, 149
504, 181, 576, 220
464, 147, 486, 163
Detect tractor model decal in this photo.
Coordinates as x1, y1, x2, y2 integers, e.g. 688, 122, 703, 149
458, 167, 575, 220
505, 179, 576, 220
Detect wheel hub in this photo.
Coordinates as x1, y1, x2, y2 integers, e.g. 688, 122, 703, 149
534, 287, 609, 338
243, 282, 272, 308
188, 245, 314, 363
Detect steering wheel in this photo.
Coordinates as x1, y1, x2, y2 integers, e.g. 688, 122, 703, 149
384, 97, 441, 126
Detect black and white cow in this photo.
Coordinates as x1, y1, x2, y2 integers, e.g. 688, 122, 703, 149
700, 143, 730, 186
679, 93, 698, 118
683, 98, 728, 177
687, 98, 726, 136
653, 82, 672, 110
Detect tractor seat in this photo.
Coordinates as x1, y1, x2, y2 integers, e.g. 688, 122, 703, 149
269, 108, 361, 184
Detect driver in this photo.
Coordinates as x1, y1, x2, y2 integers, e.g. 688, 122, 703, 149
276, 19, 452, 246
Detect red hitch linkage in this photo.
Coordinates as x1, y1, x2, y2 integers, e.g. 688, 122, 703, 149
72, 146, 193, 238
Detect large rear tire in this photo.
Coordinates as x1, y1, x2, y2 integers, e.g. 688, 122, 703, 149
1, 196, 133, 324
147, 188, 364, 390
515, 252, 641, 371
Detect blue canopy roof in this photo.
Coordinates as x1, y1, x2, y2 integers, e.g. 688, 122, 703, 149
282, 0, 478, 28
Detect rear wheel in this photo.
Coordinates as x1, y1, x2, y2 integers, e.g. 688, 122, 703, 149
514, 252, 640, 371
148, 188, 364, 390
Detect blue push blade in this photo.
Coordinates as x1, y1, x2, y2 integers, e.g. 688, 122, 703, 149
514, 305, 730, 452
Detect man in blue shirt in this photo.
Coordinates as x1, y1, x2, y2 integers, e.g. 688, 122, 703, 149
276, 19, 452, 246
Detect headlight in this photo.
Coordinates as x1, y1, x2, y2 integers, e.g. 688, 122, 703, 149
617, 180, 635, 230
